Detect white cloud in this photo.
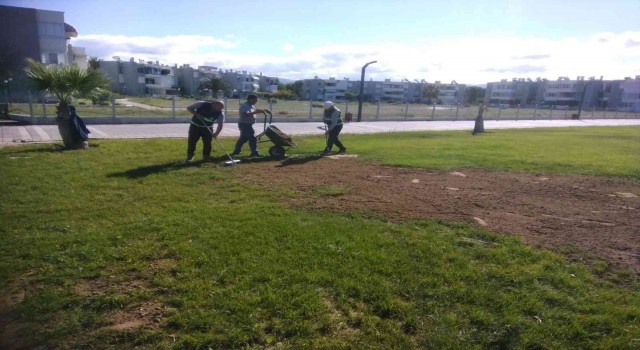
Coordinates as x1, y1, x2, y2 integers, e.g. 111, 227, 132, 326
72, 32, 640, 84
283, 43, 295, 52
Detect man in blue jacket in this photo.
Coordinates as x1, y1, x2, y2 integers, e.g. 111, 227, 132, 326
232, 94, 268, 157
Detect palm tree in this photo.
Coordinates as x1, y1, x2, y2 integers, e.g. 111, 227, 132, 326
24, 58, 110, 148
422, 84, 440, 104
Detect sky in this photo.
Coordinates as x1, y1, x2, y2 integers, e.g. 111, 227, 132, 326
3, 0, 640, 85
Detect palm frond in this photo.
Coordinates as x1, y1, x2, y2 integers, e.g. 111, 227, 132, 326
24, 58, 111, 106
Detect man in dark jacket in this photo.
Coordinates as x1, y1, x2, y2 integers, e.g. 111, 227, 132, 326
186, 100, 225, 161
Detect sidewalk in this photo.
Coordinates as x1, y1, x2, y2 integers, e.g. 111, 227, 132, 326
2, 119, 640, 145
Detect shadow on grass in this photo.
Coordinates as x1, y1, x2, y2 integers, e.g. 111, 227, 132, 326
107, 156, 228, 179
276, 154, 323, 167
5, 143, 102, 154
229, 155, 280, 165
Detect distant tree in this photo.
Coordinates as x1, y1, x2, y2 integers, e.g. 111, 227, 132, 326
198, 77, 231, 97
422, 84, 440, 104
345, 91, 359, 102
277, 82, 290, 92
465, 86, 486, 105
272, 90, 294, 100
88, 57, 101, 70
290, 80, 304, 99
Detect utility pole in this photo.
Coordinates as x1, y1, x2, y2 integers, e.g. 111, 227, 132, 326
576, 81, 594, 119
357, 61, 377, 122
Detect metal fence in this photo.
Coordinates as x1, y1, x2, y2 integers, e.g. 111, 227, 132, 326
4, 94, 640, 122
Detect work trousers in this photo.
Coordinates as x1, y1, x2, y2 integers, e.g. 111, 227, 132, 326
187, 124, 213, 159
234, 123, 258, 154
325, 124, 345, 151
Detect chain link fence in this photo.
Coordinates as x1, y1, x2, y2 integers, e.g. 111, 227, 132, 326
3, 93, 639, 123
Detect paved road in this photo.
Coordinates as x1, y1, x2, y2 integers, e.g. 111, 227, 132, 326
1, 119, 640, 146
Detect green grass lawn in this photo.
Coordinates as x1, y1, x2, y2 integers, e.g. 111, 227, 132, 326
1, 127, 639, 349
348, 126, 640, 179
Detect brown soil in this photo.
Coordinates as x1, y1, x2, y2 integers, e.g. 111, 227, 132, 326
239, 155, 640, 274
1, 266, 170, 349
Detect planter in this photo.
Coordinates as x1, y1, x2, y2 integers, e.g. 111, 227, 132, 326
56, 116, 87, 148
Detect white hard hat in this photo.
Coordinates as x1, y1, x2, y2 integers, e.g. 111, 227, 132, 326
323, 101, 334, 108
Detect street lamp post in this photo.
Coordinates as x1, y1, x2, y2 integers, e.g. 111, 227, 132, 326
357, 60, 377, 122
4, 78, 13, 105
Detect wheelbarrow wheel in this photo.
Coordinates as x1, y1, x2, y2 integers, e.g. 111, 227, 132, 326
269, 145, 286, 158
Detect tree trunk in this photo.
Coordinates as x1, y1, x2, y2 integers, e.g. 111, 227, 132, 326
472, 103, 486, 135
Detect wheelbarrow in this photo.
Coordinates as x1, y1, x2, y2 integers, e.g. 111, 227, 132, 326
256, 110, 296, 158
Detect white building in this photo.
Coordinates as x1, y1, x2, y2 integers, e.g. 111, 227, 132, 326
619, 76, 640, 112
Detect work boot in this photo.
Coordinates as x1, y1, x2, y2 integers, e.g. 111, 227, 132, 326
320, 150, 330, 157
250, 152, 261, 157
338, 148, 347, 153
186, 154, 195, 162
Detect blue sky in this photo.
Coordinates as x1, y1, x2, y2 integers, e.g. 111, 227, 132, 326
4, 0, 640, 84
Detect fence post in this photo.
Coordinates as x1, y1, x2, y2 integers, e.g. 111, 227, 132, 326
224, 97, 228, 116
41, 93, 47, 118
516, 104, 520, 121
269, 98, 273, 115
345, 101, 349, 114
603, 106, 607, 119
533, 104, 537, 121
111, 95, 116, 118
309, 99, 313, 120
455, 103, 460, 120
172, 96, 176, 119
404, 102, 409, 120
375, 101, 380, 120
28, 91, 34, 117
550, 105, 553, 120
497, 106, 501, 121
431, 103, 435, 119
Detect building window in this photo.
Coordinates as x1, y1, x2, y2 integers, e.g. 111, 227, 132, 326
37, 22, 64, 37
48, 53, 59, 64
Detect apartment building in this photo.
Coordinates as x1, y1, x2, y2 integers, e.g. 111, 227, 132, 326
486, 78, 541, 106
321, 78, 350, 101
378, 79, 407, 102
68, 45, 88, 69
618, 76, 640, 112
220, 70, 261, 97
100, 58, 175, 96
541, 77, 601, 108
435, 81, 467, 106
302, 78, 325, 101
173, 64, 222, 97
0, 5, 87, 100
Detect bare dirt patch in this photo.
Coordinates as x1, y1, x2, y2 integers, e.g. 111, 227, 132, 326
100, 300, 166, 331
0, 271, 40, 350
74, 269, 169, 332
239, 157, 640, 274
